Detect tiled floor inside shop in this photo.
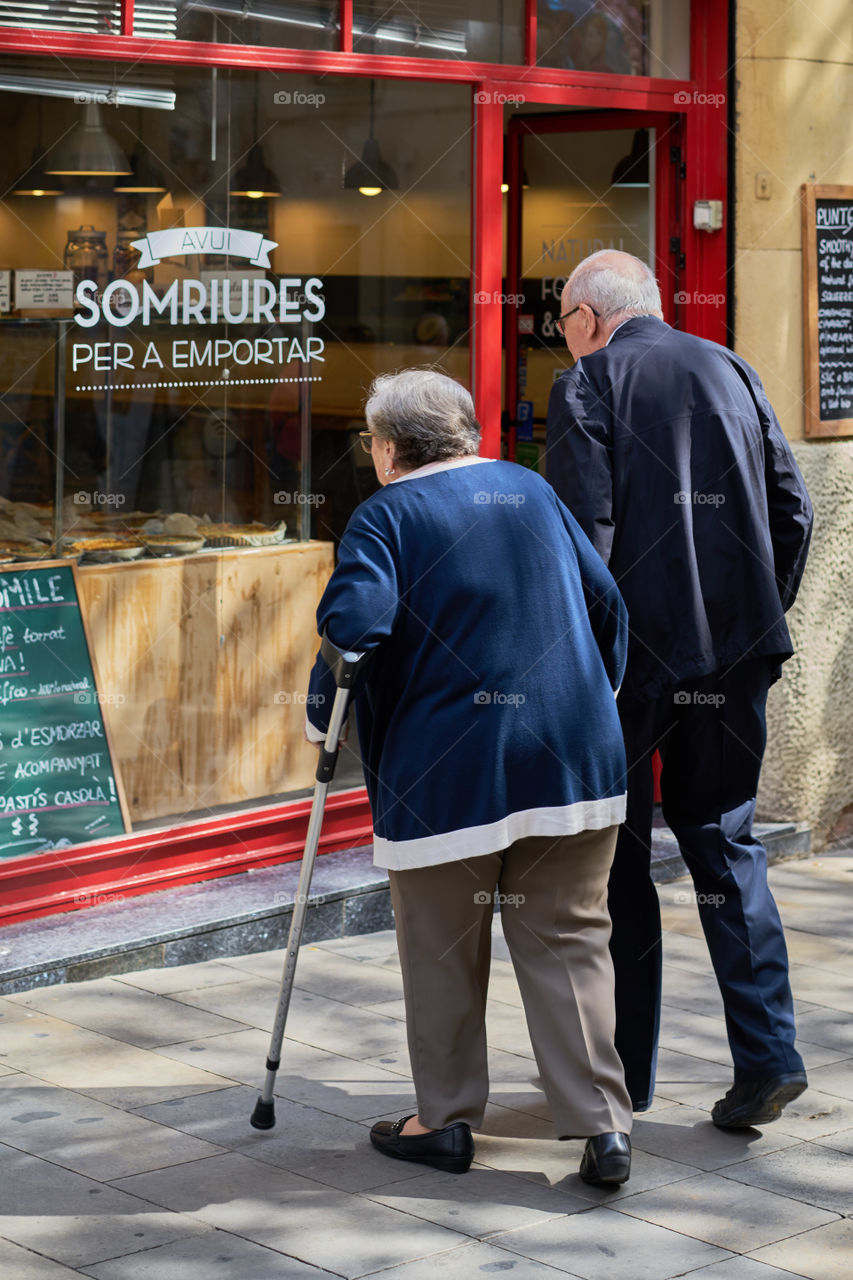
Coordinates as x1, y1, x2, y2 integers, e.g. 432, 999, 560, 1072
0, 850, 851, 1279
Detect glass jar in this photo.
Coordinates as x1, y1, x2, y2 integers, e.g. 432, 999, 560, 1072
64, 225, 108, 293
113, 228, 152, 286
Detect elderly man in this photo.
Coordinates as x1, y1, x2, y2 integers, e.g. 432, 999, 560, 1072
545, 250, 813, 1128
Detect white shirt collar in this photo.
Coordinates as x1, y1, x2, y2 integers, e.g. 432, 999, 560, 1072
606, 318, 632, 345
390, 456, 492, 483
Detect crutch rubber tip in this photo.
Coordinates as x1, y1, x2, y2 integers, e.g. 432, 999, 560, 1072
250, 1098, 276, 1130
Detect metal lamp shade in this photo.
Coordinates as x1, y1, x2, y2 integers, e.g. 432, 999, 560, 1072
45, 103, 132, 175
13, 146, 62, 195
229, 144, 281, 198
114, 150, 168, 193
344, 137, 398, 196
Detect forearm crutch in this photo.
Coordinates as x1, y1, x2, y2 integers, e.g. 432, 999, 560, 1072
251, 633, 367, 1130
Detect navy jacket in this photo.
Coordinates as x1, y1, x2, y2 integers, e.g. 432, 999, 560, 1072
546, 316, 813, 700
306, 460, 628, 869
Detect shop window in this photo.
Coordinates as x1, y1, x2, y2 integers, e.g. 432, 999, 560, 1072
134, 0, 339, 48
536, 1, 690, 78
0, 63, 470, 841
353, 1, 525, 63
0, 1, 121, 35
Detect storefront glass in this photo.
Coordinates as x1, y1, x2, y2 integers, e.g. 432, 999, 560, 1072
0, 62, 470, 842
353, 1, 525, 63
536, 1, 690, 78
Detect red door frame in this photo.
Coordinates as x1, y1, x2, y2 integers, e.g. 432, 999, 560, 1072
0, 1, 727, 923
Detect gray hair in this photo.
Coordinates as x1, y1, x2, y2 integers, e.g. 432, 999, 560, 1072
364, 369, 481, 470
565, 250, 663, 322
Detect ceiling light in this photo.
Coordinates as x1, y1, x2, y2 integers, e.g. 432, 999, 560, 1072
45, 103, 132, 175
229, 143, 280, 199
611, 130, 650, 188
344, 82, 398, 197
13, 145, 62, 196
114, 150, 168, 193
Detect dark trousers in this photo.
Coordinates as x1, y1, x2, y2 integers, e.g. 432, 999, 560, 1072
610, 658, 805, 1110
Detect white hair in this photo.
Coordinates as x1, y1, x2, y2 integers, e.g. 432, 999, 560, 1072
565, 250, 663, 321
365, 368, 481, 469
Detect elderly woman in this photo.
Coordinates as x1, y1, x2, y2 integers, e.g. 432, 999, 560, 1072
305, 368, 632, 1186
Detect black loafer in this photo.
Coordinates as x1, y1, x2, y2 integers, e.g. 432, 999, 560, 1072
711, 1072, 807, 1128
369, 1114, 474, 1174
579, 1132, 631, 1187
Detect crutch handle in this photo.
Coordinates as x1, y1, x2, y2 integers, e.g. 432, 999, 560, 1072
320, 631, 367, 688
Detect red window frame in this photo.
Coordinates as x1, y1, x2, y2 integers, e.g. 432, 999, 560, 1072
0, 0, 728, 923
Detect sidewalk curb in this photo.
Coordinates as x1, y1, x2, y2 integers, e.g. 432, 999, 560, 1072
0, 824, 810, 995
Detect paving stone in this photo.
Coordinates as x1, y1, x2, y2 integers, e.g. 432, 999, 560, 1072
795, 1006, 853, 1055
803, 1058, 853, 1101
222, 944, 406, 1005
362, 1164, 588, 1239
134, 1084, 424, 1193
789, 964, 853, 1013
151, 1029, 416, 1122
491, 1204, 730, 1278
614, 1169, 838, 1250
782, 928, 852, 972
7, 977, 251, 1049
168, 979, 410, 1058
659, 1004, 733, 1065
0, 1010, 232, 1108
467, 1129, 696, 1205
677, 1257, 816, 1279
359, 1240, 572, 1278
112, 960, 249, 995
83, 1230, 340, 1278
112, 1151, 469, 1279
767, 1087, 853, 1140
0, 1073, 225, 1180
314, 929, 400, 966
0, 1142, 209, 1269
0, 1237, 96, 1279
749, 1217, 853, 1279
719, 1140, 853, 1216
813, 1126, 853, 1155
629, 1105, 801, 1171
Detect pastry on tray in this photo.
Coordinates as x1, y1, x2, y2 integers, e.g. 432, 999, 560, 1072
197, 521, 287, 547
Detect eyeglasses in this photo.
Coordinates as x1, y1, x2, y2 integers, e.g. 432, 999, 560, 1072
555, 302, 600, 336
358, 431, 374, 454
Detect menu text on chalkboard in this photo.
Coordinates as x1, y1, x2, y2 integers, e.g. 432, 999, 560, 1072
801, 184, 853, 437
0, 562, 128, 859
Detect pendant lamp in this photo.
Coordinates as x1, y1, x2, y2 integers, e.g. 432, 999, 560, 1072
610, 129, 650, 188
114, 150, 168, 193
344, 81, 398, 197
230, 143, 281, 199
13, 100, 61, 195
13, 146, 62, 196
45, 103, 132, 176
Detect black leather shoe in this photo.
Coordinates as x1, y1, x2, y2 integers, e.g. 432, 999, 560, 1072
579, 1132, 631, 1187
369, 1114, 474, 1174
711, 1072, 807, 1128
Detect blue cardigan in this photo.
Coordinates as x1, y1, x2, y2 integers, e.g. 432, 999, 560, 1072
306, 459, 627, 869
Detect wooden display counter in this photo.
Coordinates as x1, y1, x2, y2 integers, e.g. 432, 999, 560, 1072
75, 540, 334, 824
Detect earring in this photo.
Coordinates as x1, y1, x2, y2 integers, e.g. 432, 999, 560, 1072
384, 466, 396, 476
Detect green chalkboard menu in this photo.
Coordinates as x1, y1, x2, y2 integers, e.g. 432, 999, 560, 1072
0, 561, 129, 859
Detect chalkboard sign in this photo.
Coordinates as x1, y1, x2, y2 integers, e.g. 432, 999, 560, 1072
802, 183, 853, 437
0, 561, 129, 859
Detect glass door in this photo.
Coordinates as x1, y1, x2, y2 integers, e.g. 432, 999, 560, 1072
503, 109, 683, 471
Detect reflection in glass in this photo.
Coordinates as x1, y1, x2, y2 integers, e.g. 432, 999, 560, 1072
537, 1, 690, 79
354, 0, 524, 64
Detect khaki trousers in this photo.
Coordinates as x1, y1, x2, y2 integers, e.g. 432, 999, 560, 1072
388, 826, 632, 1138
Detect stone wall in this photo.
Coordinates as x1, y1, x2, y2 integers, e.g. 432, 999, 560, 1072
735, 2, 853, 843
